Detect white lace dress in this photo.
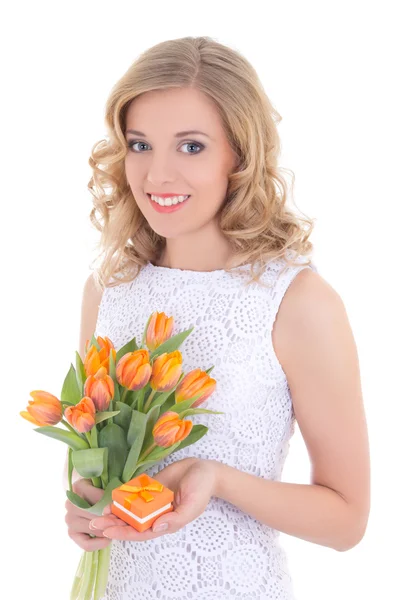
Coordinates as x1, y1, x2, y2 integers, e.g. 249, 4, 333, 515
94, 253, 318, 600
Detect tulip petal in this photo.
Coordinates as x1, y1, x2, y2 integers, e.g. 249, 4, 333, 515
20, 410, 41, 426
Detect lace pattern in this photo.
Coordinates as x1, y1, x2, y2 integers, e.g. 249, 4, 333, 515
94, 253, 318, 599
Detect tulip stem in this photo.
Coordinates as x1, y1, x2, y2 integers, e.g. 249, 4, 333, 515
90, 426, 98, 448
82, 430, 102, 488
143, 389, 157, 413
61, 419, 78, 435
138, 442, 157, 463
120, 388, 130, 403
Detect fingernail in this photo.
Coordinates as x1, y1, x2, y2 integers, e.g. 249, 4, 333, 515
89, 520, 99, 529
153, 523, 168, 532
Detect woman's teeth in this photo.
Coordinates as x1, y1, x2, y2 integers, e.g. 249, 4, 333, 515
150, 194, 190, 206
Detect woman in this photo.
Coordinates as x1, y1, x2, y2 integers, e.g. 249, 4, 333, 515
65, 36, 370, 599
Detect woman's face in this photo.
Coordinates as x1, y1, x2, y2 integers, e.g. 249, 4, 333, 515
123, 87, 239, 239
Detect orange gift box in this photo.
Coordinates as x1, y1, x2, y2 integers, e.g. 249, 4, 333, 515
111, 473, 174, 532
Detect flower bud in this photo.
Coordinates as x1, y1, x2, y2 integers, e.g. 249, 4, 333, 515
175, 368, 217, 407
84, 336, 116, 377
20, 390, 62, 426
152, 411, 193, 447
64, 397, 96, 433
145, 311, 174, 352
84, 366, 114, 411
116, 349, 152, 391
149, 351, 182, 392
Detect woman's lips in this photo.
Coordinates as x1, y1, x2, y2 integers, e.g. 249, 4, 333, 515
147, 193, 190, 213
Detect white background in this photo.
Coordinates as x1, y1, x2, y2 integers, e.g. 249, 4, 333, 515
2, 1, 399, 598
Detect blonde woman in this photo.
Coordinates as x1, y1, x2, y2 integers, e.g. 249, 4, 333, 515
64, 36, 370, 599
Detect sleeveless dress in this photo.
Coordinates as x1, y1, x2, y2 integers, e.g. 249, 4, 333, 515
94, 252, 318, 600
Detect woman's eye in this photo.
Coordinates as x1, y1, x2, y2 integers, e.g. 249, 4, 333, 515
128, 141, 149, 152
127, 140, 203, 154
181, 142, 203, 154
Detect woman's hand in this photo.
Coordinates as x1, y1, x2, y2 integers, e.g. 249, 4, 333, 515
88, 458, 219, 542
65, 478, 112, 551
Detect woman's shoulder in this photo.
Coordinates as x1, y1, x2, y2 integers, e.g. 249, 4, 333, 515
272, 265, 340, 372
79, 273, 105, 356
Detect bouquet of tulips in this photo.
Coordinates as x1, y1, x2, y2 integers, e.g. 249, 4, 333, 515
20, 311, 223, 600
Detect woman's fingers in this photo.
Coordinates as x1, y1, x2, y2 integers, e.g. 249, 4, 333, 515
89, 515, 127, 531
65, 479, 112, 550
68, 531, 111, 552
72, 479, 105, 504
65, 514, 108, 537
64, 498, 105, 521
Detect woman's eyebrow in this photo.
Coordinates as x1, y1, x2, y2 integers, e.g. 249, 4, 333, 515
125, 128, 213, 140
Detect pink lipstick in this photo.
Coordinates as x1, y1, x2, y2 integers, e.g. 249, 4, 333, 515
147, 193, 190, 214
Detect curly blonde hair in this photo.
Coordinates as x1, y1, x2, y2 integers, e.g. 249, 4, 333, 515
88, 35, 315, 291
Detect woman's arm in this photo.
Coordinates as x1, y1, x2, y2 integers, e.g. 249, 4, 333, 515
211, 462, 362, 552
212, 270, 370, 553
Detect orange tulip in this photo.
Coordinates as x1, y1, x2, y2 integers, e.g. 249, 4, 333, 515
64, 397, 96, 433
175, 368, 217, 407
152, 411, 193, 447
145, 311, 174, 352
84, 336, 116, 377
149, 351, 183, 392
116, 349, 152, 391
84, 366, 114, 411
20, 390, 62, 426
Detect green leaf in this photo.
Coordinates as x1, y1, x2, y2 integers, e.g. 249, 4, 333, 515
72, 448, 108, 478
173, 424, 208, 451
95, 410, 120, 425
60, 363, 82, 405
148, 385, 180, 410
113, 402, 133, 434
180, 408, 225, 417
115, 337, 139, 364
149, 327, 194, 360
89, 334, 101, 351
81, 476, 123, 517
128, 390, 140, 409
68, 447, 73, 492
66, 490, 92, 509
167, 392, 205, 415
109, 350, 120, 403
75, 351, 86, 395
89, 424, 98, 448
142, 404, 160, 451
143, 440, 182, 463
159, 393, 178, 416
118, 387, 138, 407
121, 428, 146, 482
98, 422, 128, 480
141, 313, 153, 347
131, 460, 160, 477
127, 410, 147, 446
121, 410, 147, 482
134, 387, 147, 412
34, 426, 89, 450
